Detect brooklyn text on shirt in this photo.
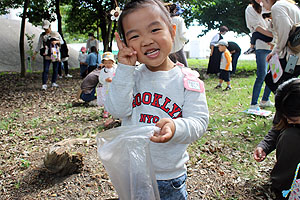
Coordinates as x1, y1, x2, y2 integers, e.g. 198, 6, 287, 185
132, 92, 182, 124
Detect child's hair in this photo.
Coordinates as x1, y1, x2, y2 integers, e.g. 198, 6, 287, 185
118, 0, 173, 45
275, 78, 300, 129
219, 26, 228, 33
90, 46, 98, 54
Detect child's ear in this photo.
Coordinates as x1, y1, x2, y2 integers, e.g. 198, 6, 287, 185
171, 24, 176, 40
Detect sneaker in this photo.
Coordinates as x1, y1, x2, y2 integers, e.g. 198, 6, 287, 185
259, 100, 274, 108
215, 85, 222, 89
42, 84, 47, 90
244, 47, 255, 55
51, 83, 59, 87
66, 74, 73, 78
103, 111, 109, 118
58, 75, 63, 79
88, 99, 98, 106
223, 86, 231, 91
249, 104, 260, 111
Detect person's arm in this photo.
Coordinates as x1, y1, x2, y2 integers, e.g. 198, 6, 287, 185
254, 111, 281, 162
98, 68, 106, 85
224, 51, 232, 71
177, 17, 188, 43
270, 7, 292, 56
169, 81, 209, 144
104, 63, 135, 118
32, 34, 43, 60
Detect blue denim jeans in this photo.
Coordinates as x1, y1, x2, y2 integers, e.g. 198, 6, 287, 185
251, 49, 272, 105
80, 88, 96, 102
42, 59, 59, 85
157, 174, 187, 200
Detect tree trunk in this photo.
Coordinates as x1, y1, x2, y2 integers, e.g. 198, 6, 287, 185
19, 0, 29, 77
55, 0, 63, 39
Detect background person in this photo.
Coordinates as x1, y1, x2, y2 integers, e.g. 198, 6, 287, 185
166, 3, 189, 67
214, 40, 232, 91
227, 41, 241, 74
98, 52, 117, 118
245, 0, 273, 111
86, 32, 99, 53
32, 20, 63, 90
58, 38, 72, 78
207, 26, 229, 74
253, 78, 300, 199
86, 46, 101, 74
263, 0, 300, 93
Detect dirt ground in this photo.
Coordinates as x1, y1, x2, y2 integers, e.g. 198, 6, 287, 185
0, 69, 276, 200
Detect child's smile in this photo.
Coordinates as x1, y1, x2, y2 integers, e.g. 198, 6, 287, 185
123, 6, 175, 71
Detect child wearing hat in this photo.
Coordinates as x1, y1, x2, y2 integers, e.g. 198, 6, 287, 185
215, 39, 232, 91
98, 52, 117, 118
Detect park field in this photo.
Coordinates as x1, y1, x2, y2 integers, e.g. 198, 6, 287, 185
0, 60, 277, 199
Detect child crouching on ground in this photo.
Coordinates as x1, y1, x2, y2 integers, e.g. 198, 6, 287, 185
104, 0, 209, 199
215, 39, 232, 91
98, 52, 117, 118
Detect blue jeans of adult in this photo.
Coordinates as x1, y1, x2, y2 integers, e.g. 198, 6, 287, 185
80, 88, 96, 102
251, 49, 272, 105
42, 59, 59, 85
157, 174, 187, 200
80, 64, 88, 79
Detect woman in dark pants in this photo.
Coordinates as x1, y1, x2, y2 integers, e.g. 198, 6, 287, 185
207, 26, 228, 74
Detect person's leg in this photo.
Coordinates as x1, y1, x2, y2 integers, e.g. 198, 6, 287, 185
231, 52, 240, 74
51, 61, 59, 84
64, 60, 69, 75
80, 64, 88, 79
42, 59, 51, 85
157, 174, 188, 200
175, 48, 188, 67
251, 32, 273, 45
58, 61, 62, 76
251, 49, 271, 105
80, 88, 96, 102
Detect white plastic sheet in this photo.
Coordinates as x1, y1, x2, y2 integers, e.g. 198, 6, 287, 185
97, 125, 161, 200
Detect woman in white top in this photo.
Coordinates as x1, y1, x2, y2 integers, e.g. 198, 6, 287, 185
245, 0, 274, 110
166, 3, 189, 67
262, 0, 300, 93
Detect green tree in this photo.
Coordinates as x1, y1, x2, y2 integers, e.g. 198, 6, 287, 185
64, 0, 125, 51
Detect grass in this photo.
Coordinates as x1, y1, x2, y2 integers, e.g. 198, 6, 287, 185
0, 63, 277, 198
186, 59, 276, 197
188, 58, 257, 73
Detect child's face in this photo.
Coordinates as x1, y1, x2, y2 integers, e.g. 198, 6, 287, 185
218, 45, 227, 52
122, 6, 176, 71
103, 60, 114, 68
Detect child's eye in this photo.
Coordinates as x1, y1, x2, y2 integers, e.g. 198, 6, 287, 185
129, 35, 139, 40
152, 28, 161, 33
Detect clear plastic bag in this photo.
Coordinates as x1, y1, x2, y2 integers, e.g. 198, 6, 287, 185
97, 125, 161, 200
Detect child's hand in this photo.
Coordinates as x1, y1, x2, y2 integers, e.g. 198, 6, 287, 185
105, 77, 112, 82
115, 32, 137, 66
151, 118, 175, 143
253, 147, 266, 162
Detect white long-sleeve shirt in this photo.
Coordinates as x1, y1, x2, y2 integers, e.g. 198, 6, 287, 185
245, 4, 271, 50
271, 0, 300, 63
105, 63, 209, 180
171, 16, 189, 53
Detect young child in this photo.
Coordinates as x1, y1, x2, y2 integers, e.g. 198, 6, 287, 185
215, 39, 232, 91
78, 47, 88, 79
253, 78, 300, 198
98, 52, 117, 118
104, 0, 209, 199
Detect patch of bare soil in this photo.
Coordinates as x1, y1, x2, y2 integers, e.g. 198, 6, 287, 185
0, 69, 275, 199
